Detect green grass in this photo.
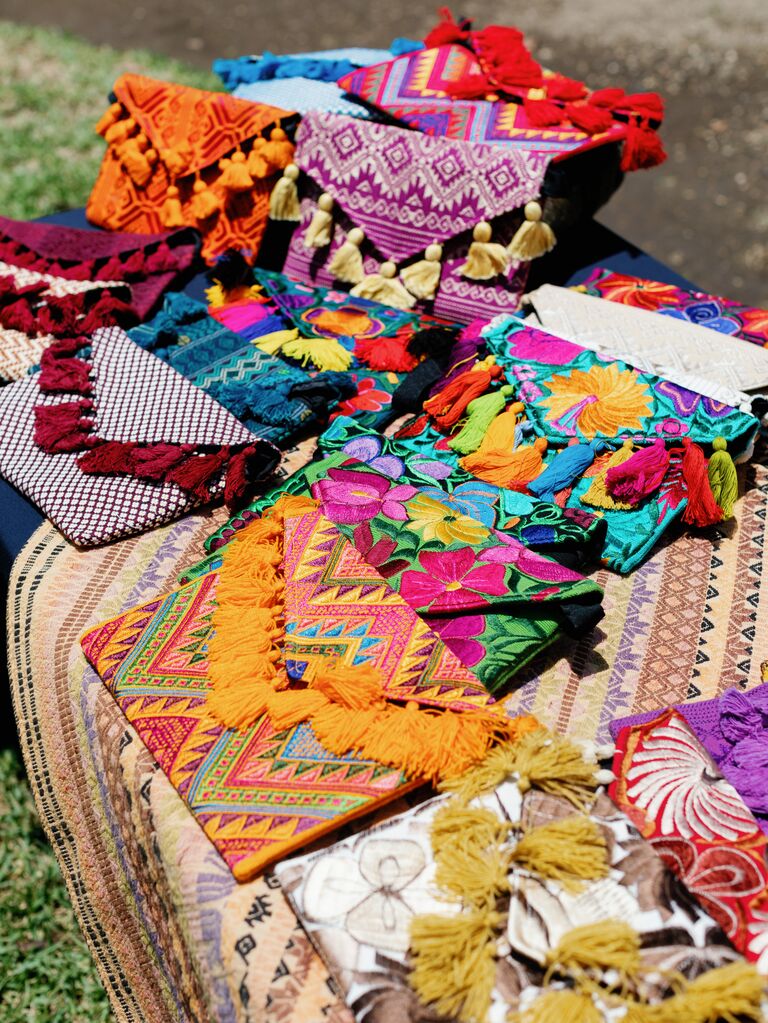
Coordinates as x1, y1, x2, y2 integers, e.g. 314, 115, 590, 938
0, 22, 218, 1019
0, 21, 218, 219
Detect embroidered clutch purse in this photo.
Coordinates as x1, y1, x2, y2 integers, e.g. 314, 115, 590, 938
86, 73, 295, 264
280, 110, 554, 323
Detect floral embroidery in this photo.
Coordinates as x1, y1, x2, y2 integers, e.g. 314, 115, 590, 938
541, 363, 653, 438
654, 380, 731, 419
653, 417, 688, 438
593, 274, 681, 310
405, 492, 488, 546
399, 548, 508, 613
428, 614, 486, 667
418, 482, 498, 528
658, 301, 740, 335
314, 467, 417, 524
342, 434, 405, 479
332, 376, 392, 418
480, 535, 584, 583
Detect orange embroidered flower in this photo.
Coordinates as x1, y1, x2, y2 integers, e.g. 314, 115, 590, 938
596, 274, 680, 311
541, 363, 652, 438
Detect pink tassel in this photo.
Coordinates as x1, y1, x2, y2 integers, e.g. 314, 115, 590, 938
606, 438, 670, 505
144, 242, 178, 273
165, 448, 231, 500
38, 350, 92, 394
681, 438, 723, 527
120, 250, 146, 279
34, 400, 94, 453
1, 299, 39, 334
77, 440, 137, 474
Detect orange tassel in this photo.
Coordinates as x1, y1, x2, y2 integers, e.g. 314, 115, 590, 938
423, 358, 503, 431
160, 145, 193, 179
160, 185, 184, 229
461, 415, 547, 488
191, 178, 221, 221
104, 115, 136, 145
95, 102, 123, 137
218, 151, 253, 193
247, 136, 272, 178
262, 126, 295, 171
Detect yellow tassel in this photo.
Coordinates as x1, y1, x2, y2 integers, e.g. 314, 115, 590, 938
409, 908, 502, 1023
508, 200, 557, 261
160, 185, 185, 229
205, 281, 265, 307
247, 136, 271, 178
265, 687, 329, 731
543, 920, 642, 986
459, 222, 511, 280
509, 989, 603, 1023
95, 102, 123, 138
269, 163, 301, 221
262, 126, 295, 171
511, 816, 609, 892
433, 842, 510, 906
328, 227, 366, 284
628, 960, 764, 1023
218, 150, 253, 193
430, 803, 511, 859
401, 243, 443, 300
350, 261, 417, 310
580, 440, 634, 510
441, 729, 605, 809
460, 430, 547, 489
309, 661, 384, 708
252, 328, 301, 355
280, 334, 353, 372
303, 193, 334, 248
191, 177, 221, 221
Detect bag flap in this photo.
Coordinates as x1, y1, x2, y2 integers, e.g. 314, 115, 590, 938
113, 73, 294, 177
337, 46, 627, 163
294, 110, 552, 263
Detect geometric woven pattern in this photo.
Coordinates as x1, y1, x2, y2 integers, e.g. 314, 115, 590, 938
283, 509, 493, 710
81, 568, 414, 881
338, 45, 627, 158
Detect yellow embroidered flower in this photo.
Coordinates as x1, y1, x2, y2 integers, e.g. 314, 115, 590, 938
405, 493, 488, 546
541, 363, 652, 438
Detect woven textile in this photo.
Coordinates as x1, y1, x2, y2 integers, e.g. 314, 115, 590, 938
0, 328, 263, 546
338, 43, 628, 158
278, 785, 739, 1022
283, 111, 551, 323
9, 515, 353, 1023
579, 267, 768, 347
81, 564, 415, 882
609, 709, 768, 970
87, 74, 293, 264
306, 458, 605, 693
283, 508, 493, 711
526, 283, 768, 404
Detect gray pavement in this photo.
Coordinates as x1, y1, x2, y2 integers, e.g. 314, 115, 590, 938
1, 0, 766, 304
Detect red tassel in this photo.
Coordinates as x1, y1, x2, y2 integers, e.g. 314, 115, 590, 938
423, 363, 503, 431
606, 438, 670, 505
77, 440, 137, 474
81, 293, 137, 332
621, 120, 667, 171
395, 412, 430, 439
120, 250, 146, 279
355, 334, 419, 372
1, 299, 39, 334
38, 351, 92, 394
523, 97, 565, 127
545, 74, 587, 101
565, 103, 615, 135
44, 337, 86, 358
622, 91, 665, 121
489, 55, 543, 90
681, 438, 723, 527
34, 400, 94, 453
129, 443, 190, 481
423, 7, 470, 47
165, 448, 230, 500
94, 256, 126, 281
144, 242, 177, 274
35, 295, 84, 338
445, 73, 494, 99
224, 442, 280, 506
588, 87, 625, 108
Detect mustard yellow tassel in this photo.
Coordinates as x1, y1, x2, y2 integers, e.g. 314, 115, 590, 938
581, 440, 634, 510
429, 803, 511, 859
511, 816, 609, 892
401, 243, 443, 300
459, 222, 510, 280
508, 200, 557, 261
280, 334, 353, 372
252, 328, 300, 356
328, 227, 365, 284
543, 920, 642, 986
626, 960, 764, 1023
509, 988, 603, 1023
433, 843, 511, 906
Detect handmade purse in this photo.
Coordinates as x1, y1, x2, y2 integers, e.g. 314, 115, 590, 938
86, 73, 295, 264
525, 282, 768, 406
337, 17, 665, 172
0, 215, 199, 383
609, 706, 768, 971
578, 267, 768, 347
214, 47, 393, 118
0, 327, 278, 546
280, 110, 554, 323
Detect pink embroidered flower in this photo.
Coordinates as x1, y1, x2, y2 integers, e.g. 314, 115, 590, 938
429, 614, 486, 666
480, 534, 584, 584
315, 468, 417, 525
654, 417, 688, 438
399, 548, 508, 612
508, 327, 583, 365
352, 521, 408, 577
518, 380, 544, 404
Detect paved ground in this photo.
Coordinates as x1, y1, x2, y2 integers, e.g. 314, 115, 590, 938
2, 0, 766, 304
